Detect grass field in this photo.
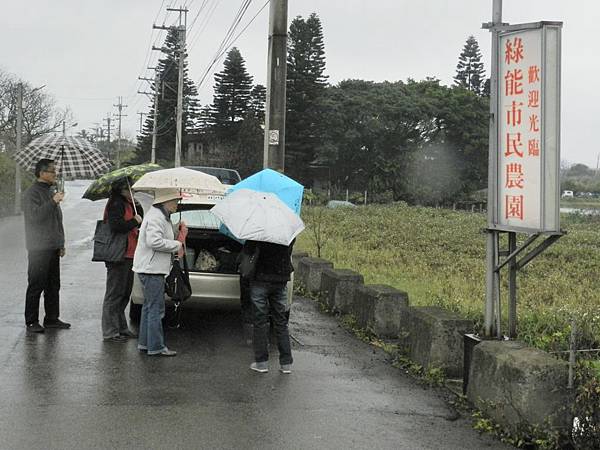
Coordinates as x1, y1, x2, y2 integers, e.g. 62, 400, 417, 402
297, 204, 600, 352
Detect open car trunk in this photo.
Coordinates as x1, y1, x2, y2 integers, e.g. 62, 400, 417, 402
184, 228, 243, 274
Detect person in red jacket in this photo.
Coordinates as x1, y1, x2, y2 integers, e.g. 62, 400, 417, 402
101, 178, 143, 342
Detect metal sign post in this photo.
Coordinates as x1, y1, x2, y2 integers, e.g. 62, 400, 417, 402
483, 0, 563, 339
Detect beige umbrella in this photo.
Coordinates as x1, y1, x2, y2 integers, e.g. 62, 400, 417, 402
132, 167, 224, 195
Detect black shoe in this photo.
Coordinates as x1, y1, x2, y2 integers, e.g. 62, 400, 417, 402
26, 322, 45, 333
104, 335, 128, 343
43, 319, 71, 329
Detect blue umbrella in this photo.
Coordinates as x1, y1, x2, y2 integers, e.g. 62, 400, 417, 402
227, 168, 304, 215
219, 169, 304, 242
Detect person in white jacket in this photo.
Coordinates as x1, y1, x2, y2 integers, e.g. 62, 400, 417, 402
133, 188, 187, 356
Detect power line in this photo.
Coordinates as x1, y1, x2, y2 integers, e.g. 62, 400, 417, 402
194, 0, 254, 89
187, 0, 220, 52
195, 0, 268, 91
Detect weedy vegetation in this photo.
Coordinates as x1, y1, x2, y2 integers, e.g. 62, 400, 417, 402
298, 203, 600, 352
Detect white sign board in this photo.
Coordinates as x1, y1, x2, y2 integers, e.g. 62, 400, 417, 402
494, 23, 561, 233
268, 129, 280, 145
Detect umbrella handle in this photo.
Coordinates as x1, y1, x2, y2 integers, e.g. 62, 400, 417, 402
127, 178, 138, 216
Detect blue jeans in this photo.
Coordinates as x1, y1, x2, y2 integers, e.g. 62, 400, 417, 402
137, 273, 167, 355
250, 281, 292, 365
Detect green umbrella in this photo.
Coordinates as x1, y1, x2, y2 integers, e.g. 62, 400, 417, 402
82, 163, 161, 202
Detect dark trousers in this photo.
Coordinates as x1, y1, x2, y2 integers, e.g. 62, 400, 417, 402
102, 259, 134, 339
240, 277, 253, 325
25, 249, 61, 325
250, 281, 293, 365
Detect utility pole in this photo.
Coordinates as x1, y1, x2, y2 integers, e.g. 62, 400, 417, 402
154, 7, 187, 167
484, 0, 503, 338
113, 97, 127, 169
151, 69, 160, 164
137, 112, 147, 134
138, 68, 160, 164
263, 0, 288, 171
103, 114, 112, 144
14, 83, 23, 215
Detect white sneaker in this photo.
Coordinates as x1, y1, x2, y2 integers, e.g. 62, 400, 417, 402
279, 364, 292, 374
250, 362, 268, 373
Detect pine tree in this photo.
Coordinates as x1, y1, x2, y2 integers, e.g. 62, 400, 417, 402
248, 84, 266, 124
210, 47, 254, 136
286, 13, 328, 185
136, 28, 201, 164
454, 35, 486, 95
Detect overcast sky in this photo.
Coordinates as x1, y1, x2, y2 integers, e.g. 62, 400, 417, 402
1, 0, 598, 166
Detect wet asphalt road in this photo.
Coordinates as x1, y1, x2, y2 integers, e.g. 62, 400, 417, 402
0, 181, 510, 450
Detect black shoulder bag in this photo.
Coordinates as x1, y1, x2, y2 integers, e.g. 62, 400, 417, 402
165, 253, 192, 303
91, 220, 127, 262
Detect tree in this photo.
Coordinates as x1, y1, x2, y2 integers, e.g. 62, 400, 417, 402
210, 47, 254, 135
317, 78, 489, 204
248, 84, 266, 123
286, 13, 328, 185
136, 28, 201, 165
0, 70, 72, 150
454, 36, 486, 95
0, 69, 72, 216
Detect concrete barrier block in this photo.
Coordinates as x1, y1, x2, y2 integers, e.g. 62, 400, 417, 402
296, 257, 334, 295
408, 306, 472, 377
353, 284, 409, 338
319, 268, 364, 313
291, 251, 309, 271
467, 340, 573, 433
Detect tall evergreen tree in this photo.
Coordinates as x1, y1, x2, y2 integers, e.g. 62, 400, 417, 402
454, 35, 486, 95
210, 47, 253, 136
136, 28, 201, 164
286, 13, 328, 185
248, 84, 266, 123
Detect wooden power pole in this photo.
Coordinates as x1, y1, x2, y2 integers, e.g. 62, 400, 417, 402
263, 0, 288, 172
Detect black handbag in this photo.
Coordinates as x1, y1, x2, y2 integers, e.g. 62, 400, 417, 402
91, 220, 127, 262
165, 254, 192, 303
237, 244, 260, 279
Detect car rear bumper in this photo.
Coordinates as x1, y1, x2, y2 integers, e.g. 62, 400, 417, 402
131, 271, 241, 305
131, 271, 294, 309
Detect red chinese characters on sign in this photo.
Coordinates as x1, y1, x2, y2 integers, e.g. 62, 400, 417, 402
527, 90, 540, 108
505, 132, 523, 157
507, 101, 523, 126
501, 33, 542, 224
505, 195, 524, 220
505, 38, 524, 64
528, 65, 540, 83
529, 114, 540, 132
505, 163, 524, 189
528, 139, 540, 156
505, 69, 524, 96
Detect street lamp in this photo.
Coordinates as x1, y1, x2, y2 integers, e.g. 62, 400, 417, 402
14, 84, 46, 215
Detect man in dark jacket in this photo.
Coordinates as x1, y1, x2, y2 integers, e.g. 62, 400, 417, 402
22, 158, 70, 333
243, 239, 294, 374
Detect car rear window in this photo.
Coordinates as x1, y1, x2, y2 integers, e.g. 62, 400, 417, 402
187, 166, 241, 185
172, 210, 221, 229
